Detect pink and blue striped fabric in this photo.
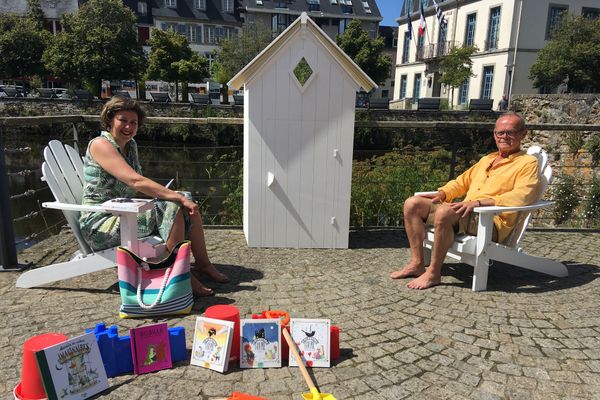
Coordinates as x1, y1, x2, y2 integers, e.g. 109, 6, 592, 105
117, 241, 193, 318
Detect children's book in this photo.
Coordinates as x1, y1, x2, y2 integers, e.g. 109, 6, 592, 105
129, 322, 172, 375
35, 332, 109, 400
190, 317, 234, 373
240, 319, 281, 368
102, 198, 153, 213
289, 318, 331, 368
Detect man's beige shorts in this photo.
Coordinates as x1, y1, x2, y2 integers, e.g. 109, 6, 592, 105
425, 203, 499, 242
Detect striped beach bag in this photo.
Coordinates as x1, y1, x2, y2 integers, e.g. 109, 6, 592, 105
117, 241, 194, 318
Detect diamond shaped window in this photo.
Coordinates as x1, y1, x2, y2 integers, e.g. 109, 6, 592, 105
293, 57, 313, 87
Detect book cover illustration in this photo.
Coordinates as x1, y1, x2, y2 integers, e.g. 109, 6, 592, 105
289, 318, 331, 368
130, 322, 172, 375
190, 317, 234, 373
240, 319, 281, 368
34, 332, 109, 400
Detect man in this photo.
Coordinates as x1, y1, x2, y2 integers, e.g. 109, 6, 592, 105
391, 113, 540, 289
498, 94, 509, 111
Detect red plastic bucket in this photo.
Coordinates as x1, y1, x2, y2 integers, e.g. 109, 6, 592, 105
205, 305, 240, 362
14, 333, 68, 400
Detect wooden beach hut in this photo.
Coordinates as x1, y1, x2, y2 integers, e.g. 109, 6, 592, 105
228, 12, 377, 248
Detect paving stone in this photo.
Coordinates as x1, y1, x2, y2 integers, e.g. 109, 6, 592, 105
3, 229, 600, 399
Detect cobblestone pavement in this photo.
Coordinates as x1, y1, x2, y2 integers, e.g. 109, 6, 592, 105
2, 228, 600, 399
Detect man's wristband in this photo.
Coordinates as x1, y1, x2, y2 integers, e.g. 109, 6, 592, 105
476, 200, 482, 207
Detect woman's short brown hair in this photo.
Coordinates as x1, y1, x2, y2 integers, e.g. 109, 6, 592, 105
99, 97, 146, 130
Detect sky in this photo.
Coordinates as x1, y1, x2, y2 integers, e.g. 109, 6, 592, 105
377, 0, 404, 27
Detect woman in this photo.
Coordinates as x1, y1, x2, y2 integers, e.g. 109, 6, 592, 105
79, 97, 228, 296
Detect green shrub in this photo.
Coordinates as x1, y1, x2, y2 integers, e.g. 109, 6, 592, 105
565, 131, 584, 156
351, 151, 449, 226
584, 175, 600, 228
552, 175, 580, 225
585, 133, 600, 167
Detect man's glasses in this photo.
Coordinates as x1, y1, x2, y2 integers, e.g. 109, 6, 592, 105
493, 129, 523, 138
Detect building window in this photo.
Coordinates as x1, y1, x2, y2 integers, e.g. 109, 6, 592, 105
205, 52, 215, 70
400, 75, 407, 98
307, 0, 320, 12
392, 37, 398, 47
138, 26, 150, 44
165, 0, 176, 7
194, 0, 206, 10
341, 0, 353, 14
338, 18, 351, 35
138, 1, 147, 16
413, 73, 421, 99
204, 25, 215, 44
362, 1, 371, 14
465, 13, 476, 47
546, 5, 568, 39
272, 14, 290, 34
486, 7, 500, 50
274, 0, 288, 8
582, 7, 600, 20
481, 66, 494, 99
162, 22, 177, 31
188, 25, 200, 43
381, 89, 389, 98
458, 79, 469, 104
222, 0, 234, 12
402, 32, 410, 63
368, 23, 377, 39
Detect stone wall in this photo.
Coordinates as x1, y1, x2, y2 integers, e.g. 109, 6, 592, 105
512, 94, 600, 182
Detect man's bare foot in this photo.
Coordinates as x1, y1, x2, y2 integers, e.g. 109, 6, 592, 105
192, 263, 230, 283
406, 270, 441, 289
390, 262, 425, 279
191, 275, 214, 297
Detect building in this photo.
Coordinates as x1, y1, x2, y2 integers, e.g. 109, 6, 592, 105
239, 0, 382, 41
370, 25, 397, 101
0, 0, 78, 34
393, 0, 600, 110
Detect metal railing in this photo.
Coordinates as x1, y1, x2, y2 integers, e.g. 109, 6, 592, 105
2, 114, 600, 268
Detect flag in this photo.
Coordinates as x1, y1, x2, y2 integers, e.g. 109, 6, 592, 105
406, 1, 413, 40
418, 1, 426, 38
432, 0, 447, 26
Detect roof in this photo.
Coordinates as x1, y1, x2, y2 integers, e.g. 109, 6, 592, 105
151, 0, 242, 24
228, 12, 377, 92
241, 0, 382, 21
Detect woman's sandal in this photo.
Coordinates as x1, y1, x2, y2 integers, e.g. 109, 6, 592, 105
192, 263, 230, 284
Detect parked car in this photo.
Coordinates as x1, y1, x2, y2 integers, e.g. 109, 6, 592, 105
53, 88, 71, 99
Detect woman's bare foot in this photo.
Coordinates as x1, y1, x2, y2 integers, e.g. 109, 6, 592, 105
192, 263, 230, 283
406, 270, 441, 289
191, 274, 214, 297
390, 262, 425, 279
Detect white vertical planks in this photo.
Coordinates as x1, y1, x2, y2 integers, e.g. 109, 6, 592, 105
237, 14, 375, 248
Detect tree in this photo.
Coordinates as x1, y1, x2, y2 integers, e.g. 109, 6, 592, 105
336, 19, 391, 85
27, 0, 46, 31
439, 45, 478, 107
0, 14, 49, 80
211, 24, 273, 104
145, 28, 209, 102
43, 0, 145, 96
530, 15, 600, 93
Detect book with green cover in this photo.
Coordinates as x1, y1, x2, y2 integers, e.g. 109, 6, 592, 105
35, 332, 109, 400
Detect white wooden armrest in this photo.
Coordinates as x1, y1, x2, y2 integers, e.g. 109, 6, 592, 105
474, 201, 554, 214
43, 201, 104, 213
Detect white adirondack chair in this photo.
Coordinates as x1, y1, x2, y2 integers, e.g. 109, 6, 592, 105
421, 145, 568, 291
16, 140, 165, 288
